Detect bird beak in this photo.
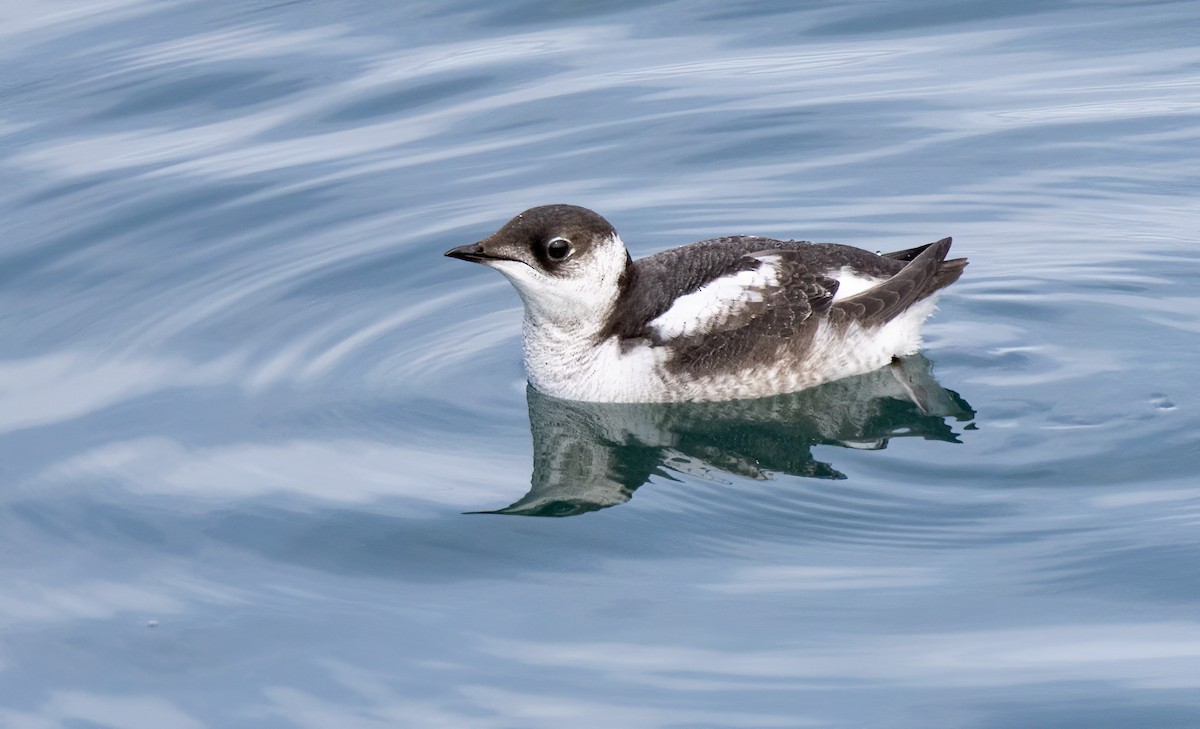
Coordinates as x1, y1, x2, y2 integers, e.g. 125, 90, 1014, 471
444, 237, 519, 265
444, 242, 488, 263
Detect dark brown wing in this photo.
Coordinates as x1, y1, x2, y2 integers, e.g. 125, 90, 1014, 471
651, 249, 839, 376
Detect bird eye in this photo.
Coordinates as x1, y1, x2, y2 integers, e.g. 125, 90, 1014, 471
546, 237, 571, 261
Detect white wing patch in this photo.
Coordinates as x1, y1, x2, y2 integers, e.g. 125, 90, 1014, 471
830, 266, 886, 301
648, 256, 782, 339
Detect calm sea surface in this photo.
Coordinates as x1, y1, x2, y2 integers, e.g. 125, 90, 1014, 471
2, 1, 1199, 727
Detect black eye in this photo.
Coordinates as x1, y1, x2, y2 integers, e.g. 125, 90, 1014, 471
546, 237, 571, 261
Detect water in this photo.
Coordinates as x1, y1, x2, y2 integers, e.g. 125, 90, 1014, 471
2, 1, 1199, 726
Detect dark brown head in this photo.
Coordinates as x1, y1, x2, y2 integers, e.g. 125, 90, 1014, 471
445, 205, 631, 325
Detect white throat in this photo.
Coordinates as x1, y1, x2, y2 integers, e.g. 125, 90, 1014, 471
487, 234, 645, 398
489, 233, 628, 332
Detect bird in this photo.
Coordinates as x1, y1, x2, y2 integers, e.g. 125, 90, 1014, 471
445, 205, 966, 403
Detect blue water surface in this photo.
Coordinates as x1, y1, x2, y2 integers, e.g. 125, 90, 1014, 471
2, 1, 1199, 727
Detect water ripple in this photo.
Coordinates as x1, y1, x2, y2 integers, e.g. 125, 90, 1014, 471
3, 0, 1200, 726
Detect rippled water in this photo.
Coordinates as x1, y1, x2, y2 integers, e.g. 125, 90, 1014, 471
3, 1, 1199, 726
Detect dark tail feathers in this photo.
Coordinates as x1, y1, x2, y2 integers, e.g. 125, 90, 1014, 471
884, 237, 967, 297
834, 237, 966, 325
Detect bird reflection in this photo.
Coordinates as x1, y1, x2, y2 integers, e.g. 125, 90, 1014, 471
478, 355, 974, 517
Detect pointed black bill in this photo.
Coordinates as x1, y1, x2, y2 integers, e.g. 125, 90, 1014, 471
444, 242, 487, 262
444, 241, 521, 265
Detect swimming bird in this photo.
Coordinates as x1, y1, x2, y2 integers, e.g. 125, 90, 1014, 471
445, 205, 966, 403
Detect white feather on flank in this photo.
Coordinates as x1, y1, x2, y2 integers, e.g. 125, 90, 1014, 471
830, 266, 886, 301
805, 296, 939, 384
648, 256, 781, 339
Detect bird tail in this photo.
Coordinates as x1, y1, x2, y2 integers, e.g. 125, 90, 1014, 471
833, 237, 966, 325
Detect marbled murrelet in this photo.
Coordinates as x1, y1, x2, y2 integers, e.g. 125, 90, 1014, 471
445, 205, 966, 403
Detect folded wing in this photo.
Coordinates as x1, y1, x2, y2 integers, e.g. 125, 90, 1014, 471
647, 250, 839, 343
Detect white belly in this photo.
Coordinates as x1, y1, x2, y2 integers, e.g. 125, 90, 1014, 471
523, 297, 939, 403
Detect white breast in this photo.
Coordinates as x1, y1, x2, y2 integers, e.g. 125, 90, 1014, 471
522, 324, 672, 402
